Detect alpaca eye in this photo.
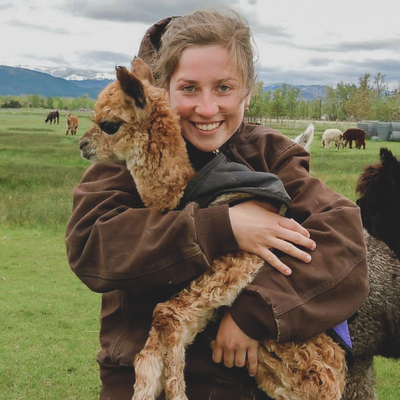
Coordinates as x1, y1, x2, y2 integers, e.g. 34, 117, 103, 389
100, 121, 121, 135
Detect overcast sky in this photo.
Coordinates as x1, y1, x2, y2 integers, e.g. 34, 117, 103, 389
1, 0, 400, 89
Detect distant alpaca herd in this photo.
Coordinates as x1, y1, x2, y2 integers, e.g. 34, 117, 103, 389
321, 127, 366, 150
44, 110, 79, 136
77, 58, 399, 400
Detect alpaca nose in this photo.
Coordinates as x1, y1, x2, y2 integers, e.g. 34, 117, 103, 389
79, 138, 91, 151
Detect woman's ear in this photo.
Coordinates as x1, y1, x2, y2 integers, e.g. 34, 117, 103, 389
244, 93, 251, 111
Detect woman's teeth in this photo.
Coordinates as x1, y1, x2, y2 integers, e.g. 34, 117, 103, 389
195, 122, 220, 131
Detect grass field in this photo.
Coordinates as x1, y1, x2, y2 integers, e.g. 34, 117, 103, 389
1, 108, 399, 399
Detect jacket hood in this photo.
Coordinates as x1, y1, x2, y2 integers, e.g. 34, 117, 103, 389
137, 17, 178, 70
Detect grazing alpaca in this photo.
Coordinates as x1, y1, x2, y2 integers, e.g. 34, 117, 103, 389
343, 128, 366, 150
79, 58, 346, 400
66, 113, 79, 136
45, 110, 59, 124
321, 129, 344, 150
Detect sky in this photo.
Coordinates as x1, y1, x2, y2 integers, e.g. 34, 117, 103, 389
1, 0, 400, 89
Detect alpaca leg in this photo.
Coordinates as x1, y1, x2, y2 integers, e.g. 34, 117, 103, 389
135, 252, 262, 400
256, 334, 346, 400
161, 327, 188, 400
132, 329, 164, 400
342, 357, 377, 400
156, 300, 218, 399
156, 253, 262, 399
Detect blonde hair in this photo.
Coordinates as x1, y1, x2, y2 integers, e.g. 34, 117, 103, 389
154, 9, 257, 97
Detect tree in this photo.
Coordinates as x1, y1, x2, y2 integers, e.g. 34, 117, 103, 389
270, 89, 286, 121
247, 81, 265, 122
373, 72, 387, 98
285, 87, 300, 119
46, 96, 54, 109
324, 86, 339, 120
344, 74, 372, 120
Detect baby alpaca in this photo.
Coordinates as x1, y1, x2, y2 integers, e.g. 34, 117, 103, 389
321, 129, 343, 150
66, 113, 79, 136
79, 58, 346, 400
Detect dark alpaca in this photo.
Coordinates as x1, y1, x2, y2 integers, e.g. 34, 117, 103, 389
342, 147, 400, 399
343, 234, 400, 400
356, 148, 400, 259
45, 110, 59, 124
343, 128, 366, 150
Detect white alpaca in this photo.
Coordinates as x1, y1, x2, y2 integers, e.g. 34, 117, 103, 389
292, 124, 314, 152
321, 129, 343, 150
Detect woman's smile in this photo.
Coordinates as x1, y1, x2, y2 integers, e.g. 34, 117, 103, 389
192, 121, 222, 133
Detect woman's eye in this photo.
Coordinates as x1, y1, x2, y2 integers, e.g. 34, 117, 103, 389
219, 85, 231, 92
182, 86, 195, 93
99, 121, 121, 135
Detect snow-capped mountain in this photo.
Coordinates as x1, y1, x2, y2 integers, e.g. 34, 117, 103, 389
0, 65, 114, 98
16, 64, 115, 81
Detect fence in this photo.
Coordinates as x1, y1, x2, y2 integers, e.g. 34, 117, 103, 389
357, 121, 400, 142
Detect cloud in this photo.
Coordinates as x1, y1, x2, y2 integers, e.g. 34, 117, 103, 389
307, 57, 334, 67
77, 50, 133, 69
257, 56, 400, 89
294, 37, 400, 53
60, 0, 241, 23
251, 23, 292, 39
6, 19, 69, 35
21, 53, 72, 68
0, 2, 13, 10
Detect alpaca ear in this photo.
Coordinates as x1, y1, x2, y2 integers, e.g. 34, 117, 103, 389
380, 147, 395, 170
115, 66, 146, 108
131, 57, 155, 85
380, 147, 400, 184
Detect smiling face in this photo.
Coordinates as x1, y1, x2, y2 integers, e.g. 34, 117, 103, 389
168, 45, 250, 152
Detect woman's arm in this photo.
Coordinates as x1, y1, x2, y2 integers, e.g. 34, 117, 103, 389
65, 162, 239, 294
214, 127, 369, 369
229, 137, 369, 343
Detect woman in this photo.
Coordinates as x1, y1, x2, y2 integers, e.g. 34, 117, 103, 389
65, 9, 369, 400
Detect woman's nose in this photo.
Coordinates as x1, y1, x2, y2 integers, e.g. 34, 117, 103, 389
195, 93, 219, 117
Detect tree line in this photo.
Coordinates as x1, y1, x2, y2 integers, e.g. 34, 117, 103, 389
1, 72, 399, 122
246, 73, 400, 122
0, 94, 95, 111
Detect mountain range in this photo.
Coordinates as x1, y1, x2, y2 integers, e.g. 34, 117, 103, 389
263, 84, 328, 101
0, 65, 327, 101
0, 65, 114, 99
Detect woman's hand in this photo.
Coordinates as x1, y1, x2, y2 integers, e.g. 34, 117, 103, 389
212, 309, 259, 377
229, 200, 316, 275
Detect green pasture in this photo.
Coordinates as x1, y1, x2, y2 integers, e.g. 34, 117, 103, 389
1, 109, 399, 399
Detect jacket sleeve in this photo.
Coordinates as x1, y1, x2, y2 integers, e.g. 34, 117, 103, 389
65, 162, 238, 294
229, 129, 369, 343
